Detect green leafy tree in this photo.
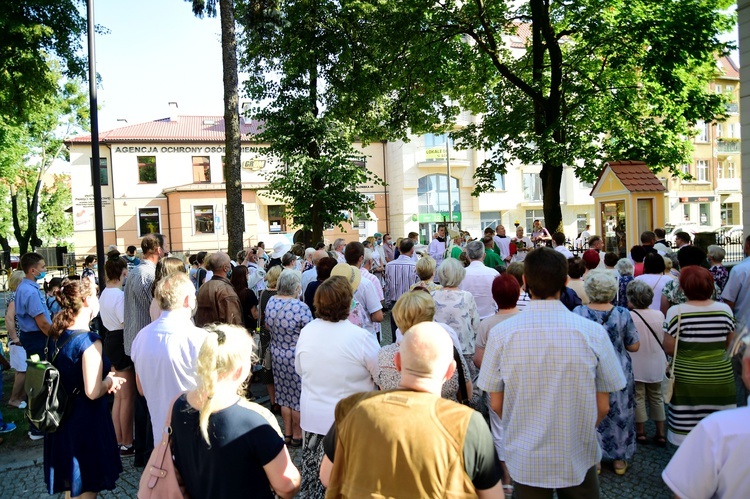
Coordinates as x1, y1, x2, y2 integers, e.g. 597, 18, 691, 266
331, 0, 734, 232
0, 79, 88, 259
236, 0, 380, 244
187, 0, 244, 257
38, 174, 73, 246
0, 1, 88, 123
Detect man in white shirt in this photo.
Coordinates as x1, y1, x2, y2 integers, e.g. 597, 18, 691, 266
588, 235, 607, 269
345, 242, 383, 337
552, 232, 574, 259
428, 225, 448, 271
662, 342, 750, 498
407, 232, 421, 262
493, 225, 512, 263
333, 238, 347, 263
301, 248, 328, 295
460, 240, 500, 319
510, 226, 533, 263
131, 272, 208, 446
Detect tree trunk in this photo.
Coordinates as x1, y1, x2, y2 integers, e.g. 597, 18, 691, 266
219, 0, 243, 258
540, 162, 563, 234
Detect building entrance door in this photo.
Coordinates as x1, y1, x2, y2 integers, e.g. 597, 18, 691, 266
601, 200, 627, 257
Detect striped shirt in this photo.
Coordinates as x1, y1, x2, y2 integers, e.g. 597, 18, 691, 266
477, 299, 626, 488
385, 255, 418, 304
124, 259, 156, 355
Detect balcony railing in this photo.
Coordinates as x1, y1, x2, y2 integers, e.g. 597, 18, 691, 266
717, 141, 740, 153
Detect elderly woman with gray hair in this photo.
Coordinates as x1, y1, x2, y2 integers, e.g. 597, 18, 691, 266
626, 280, 667, 447
614, 258, 635, 308
574, 270, 640, 475
431, 258, 481, 378
707, 244, 729, 298
265, 269, 313, 448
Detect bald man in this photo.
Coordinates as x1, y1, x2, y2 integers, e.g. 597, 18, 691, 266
302, 248, 329, 295
319, 322, 502, 498
194, 252, 243, 327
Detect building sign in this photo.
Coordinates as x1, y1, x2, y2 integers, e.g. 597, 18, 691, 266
418, 212, 462, 223
114, 146, 259, 154
679, 196, 715, 203
425, 147, 445, 160
73, 194, 112, 231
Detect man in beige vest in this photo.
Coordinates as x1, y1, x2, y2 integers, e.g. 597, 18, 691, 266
319, 322, 502, 498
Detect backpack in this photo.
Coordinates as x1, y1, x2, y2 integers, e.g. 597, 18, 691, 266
25, 333, 84, 433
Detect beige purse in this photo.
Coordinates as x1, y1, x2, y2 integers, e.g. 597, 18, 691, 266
664, 312, 681, 404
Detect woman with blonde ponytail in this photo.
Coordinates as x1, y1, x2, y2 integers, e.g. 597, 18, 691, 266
171, 324, 301, 499
44, 278, 125, 498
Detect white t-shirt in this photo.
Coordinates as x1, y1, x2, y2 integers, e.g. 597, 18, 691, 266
131, 310, 208, 446
554, 245, 574, 259
662, 404, 750, 499
354, 278, 383, 335
460, 261, 500, 319
295, 319, 380, 435
99, 287, 125, 331
635, 274, 674, 311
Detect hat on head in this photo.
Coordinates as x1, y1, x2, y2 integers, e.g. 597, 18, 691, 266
582, 249, 600, 269
447, 227, 460, 240
330, 263, 361, 292
374, 232, 383, 239
270, 241, 292, 259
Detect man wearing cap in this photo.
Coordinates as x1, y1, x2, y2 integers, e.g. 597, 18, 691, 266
320, 322, 503, 497
343, 242, 384, 338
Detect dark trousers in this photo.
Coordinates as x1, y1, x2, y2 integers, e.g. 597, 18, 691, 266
514, 466, 600, 499
18, 330, 47, 359
133, 393, 153, 467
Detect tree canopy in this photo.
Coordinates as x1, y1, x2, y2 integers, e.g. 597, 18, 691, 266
236, 0, 380, 244
0, 0, 88, 123
325, 0, 735, 231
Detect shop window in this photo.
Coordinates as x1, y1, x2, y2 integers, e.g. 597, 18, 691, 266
192, 156, 211, 183
268, 205, 287, 233
137, 156, 157, 183
683, 204, 691, 222
194, 205, 215, 234
138, 207, 160, 237
696, 160, 708, 182
699, 203, 711, 226
523, 173, 543, 201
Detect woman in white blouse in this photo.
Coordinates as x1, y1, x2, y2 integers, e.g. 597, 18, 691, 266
294, 276, 380, 499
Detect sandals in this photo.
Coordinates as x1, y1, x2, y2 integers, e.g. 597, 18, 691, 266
654, 435, 667, 447
284, 435, 292, 445
636, 433, 648, 444
614, 460, 628, 475
289, 438, 303, 448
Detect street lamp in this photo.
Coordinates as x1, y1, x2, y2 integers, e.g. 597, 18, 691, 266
87, 0, 105, 286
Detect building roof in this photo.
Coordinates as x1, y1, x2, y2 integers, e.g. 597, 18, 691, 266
591, 160, 666, 194
67, 116, 262, 144
717, 55, 739, 80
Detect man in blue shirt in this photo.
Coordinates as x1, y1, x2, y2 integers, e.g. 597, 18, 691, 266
15, 253, 52, 359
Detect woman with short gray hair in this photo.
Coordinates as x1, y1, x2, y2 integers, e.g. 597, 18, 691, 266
265, 269, 312, 448
707, 244, 729, 297
626, 280, 667, 447
432, 258, 480, 378
614, 258, 635, 308
573, 270, 640, 474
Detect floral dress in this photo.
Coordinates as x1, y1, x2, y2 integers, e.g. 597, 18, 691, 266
432, 288, 480, 379
709, 265, 729, 299
573, 305, 639, 462
265, 296, 312, 411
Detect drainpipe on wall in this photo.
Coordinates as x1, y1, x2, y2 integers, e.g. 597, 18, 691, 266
166, 193, 174, 253
105, 143, 117, 246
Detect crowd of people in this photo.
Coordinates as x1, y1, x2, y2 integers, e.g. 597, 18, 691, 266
1, 223, 749, 498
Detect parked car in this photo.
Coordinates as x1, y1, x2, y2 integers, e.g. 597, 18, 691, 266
715, 225, 743, 245
665, 225, 698, 246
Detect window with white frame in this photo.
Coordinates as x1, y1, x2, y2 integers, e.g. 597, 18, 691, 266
728, 162, 735, 178
192, 156, 211, 183
716, 123, 723, 138
525, 209, 545, 233
680, 164, 690, 176
193, 205, 215, 234
138, 207, 161, 237
683, 204, 691, 222
424, 133, 452, 148
492, 173, 506, 191
696, 160, 708, 182
268, 205, 287, 233
717, 164, 723, 179
696, 121, 709, 142
522, 173, 543, 201
715, 84, 722, 94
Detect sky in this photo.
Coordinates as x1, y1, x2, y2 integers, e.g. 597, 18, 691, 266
91, 0, 227, 132
86, 0, 739, 135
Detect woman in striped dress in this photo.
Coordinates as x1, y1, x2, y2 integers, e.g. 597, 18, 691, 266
663, 266, 736, 446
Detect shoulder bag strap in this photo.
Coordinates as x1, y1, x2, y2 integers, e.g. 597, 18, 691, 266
149, 395, 182, 478
631, 309, 665, 351
50, 331, 86, 363
668, 311, 682, 380
453, 346, 469, 404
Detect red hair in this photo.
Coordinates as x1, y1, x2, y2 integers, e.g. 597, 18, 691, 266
679, 266, 714, 301
492, 273, 521, 310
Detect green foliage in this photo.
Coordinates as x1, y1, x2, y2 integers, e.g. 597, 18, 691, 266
0, 1, 88, 123
237, 0, 381, 242
327, 0, 734, 230
0, 77, 88, 255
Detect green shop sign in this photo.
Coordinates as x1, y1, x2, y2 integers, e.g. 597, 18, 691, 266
418, 212, 462, 223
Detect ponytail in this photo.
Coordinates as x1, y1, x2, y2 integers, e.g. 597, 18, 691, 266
49, 278, 93, 339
